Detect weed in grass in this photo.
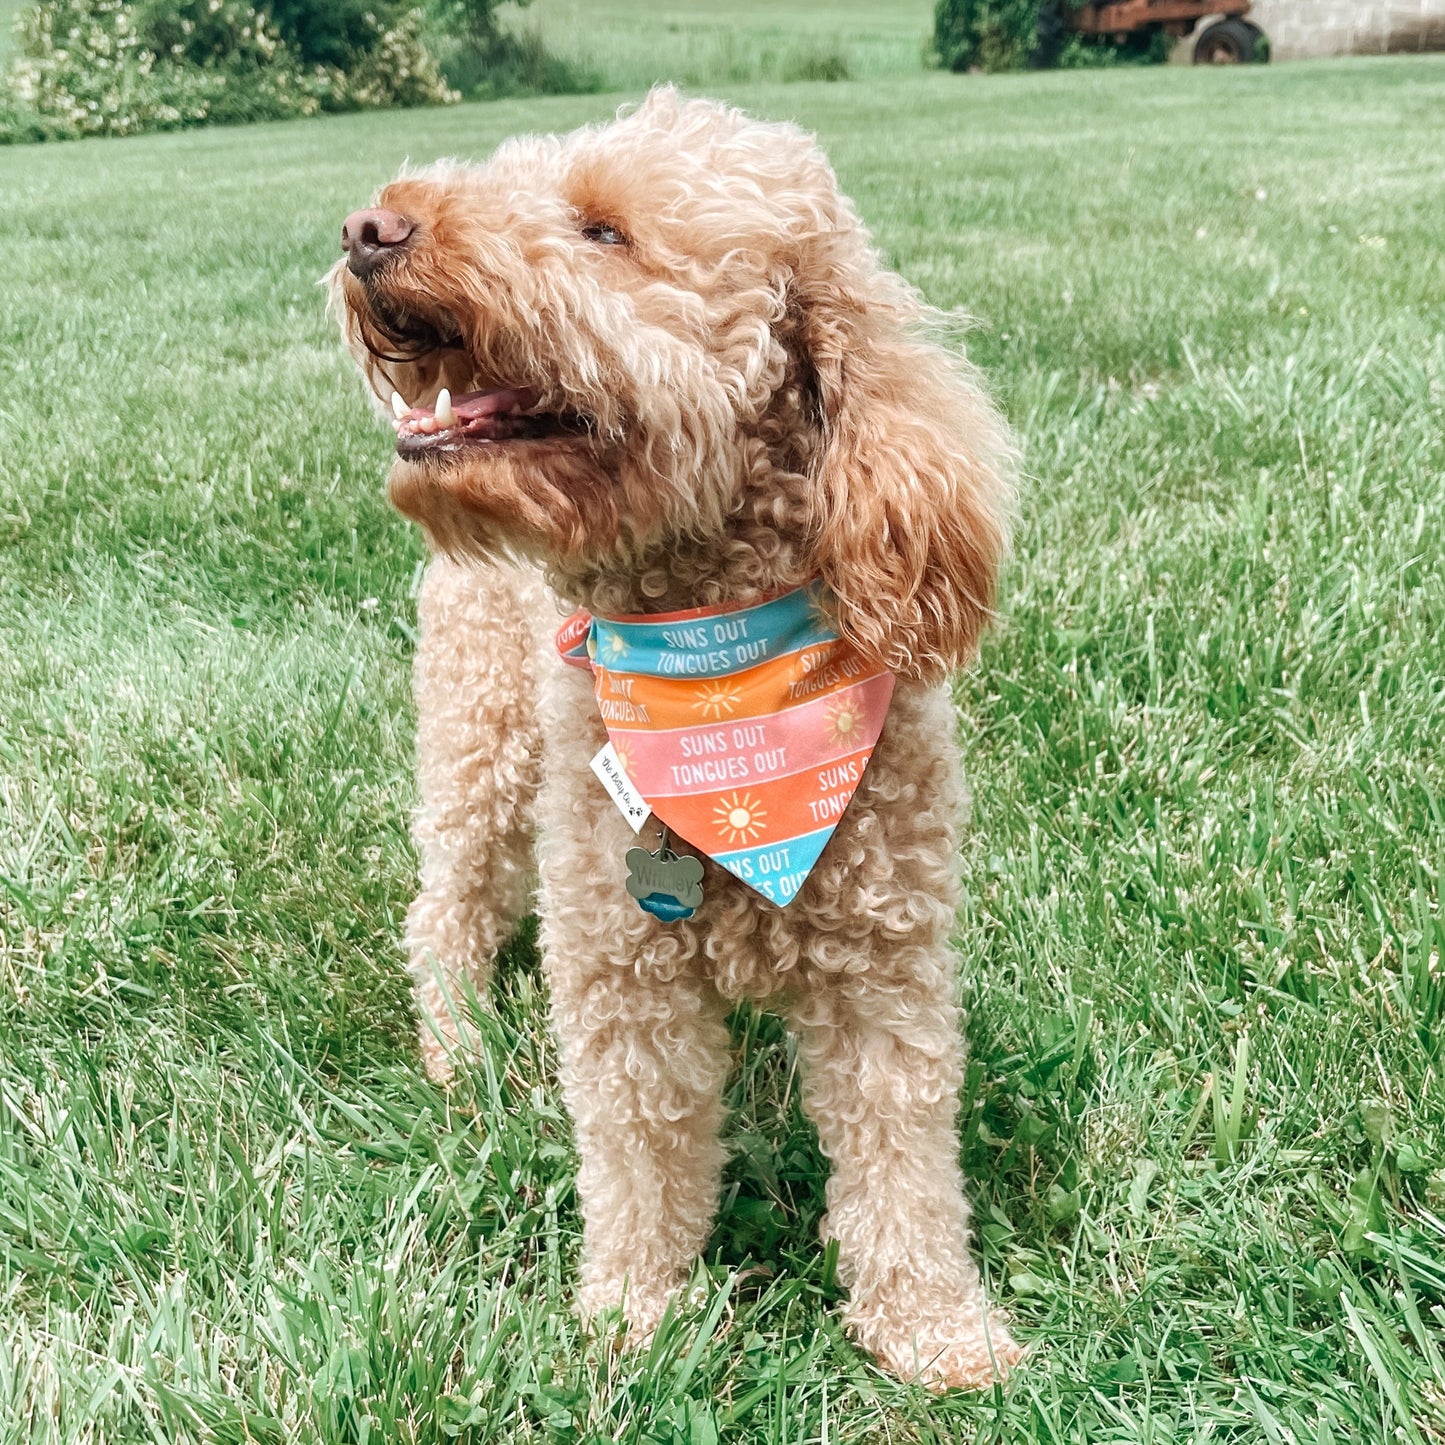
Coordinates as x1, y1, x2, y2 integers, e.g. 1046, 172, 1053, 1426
2, 51, 1445, 1444
780, 44, 851, 84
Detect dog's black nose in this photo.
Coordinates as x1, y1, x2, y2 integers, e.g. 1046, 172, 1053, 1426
341, 207, 415, 278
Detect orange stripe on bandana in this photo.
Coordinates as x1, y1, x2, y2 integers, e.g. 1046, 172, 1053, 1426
588, 636, 880, 733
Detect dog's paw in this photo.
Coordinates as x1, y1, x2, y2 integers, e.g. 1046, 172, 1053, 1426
577, 1278, 675, 1350
417, 1024, 460, 1084
866, 1309, 1025, 1393
412, 985, 489, 1085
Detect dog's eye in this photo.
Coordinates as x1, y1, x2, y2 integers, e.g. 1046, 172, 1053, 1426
581, 220, 626, 247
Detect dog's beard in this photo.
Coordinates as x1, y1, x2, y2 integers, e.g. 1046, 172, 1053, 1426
388, 441, 622, 563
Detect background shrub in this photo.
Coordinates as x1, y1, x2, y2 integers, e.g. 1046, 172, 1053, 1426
934, 0, 1050, 72
0, 0, 456, 143
2, 0, 317, 138
263, 0, 414, 69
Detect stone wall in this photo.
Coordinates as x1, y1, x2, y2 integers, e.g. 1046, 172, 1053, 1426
1174, 0, 1445, 59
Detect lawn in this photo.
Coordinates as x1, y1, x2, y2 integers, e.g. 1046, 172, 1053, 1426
3, 52, 1445, 1445
525, 0, 934, 86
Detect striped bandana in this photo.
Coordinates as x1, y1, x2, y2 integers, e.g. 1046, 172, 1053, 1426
557, 581, 894, 906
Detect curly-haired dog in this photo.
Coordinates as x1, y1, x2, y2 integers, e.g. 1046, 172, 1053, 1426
331, 89, 1020, 1391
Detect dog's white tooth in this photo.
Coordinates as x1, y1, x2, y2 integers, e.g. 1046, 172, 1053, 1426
390, 390, 409, 420
435, 388, 457, 427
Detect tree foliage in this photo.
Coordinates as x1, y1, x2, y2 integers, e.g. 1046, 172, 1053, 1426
934, 0, 1049, 72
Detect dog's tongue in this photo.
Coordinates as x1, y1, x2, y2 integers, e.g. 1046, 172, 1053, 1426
449, 386, 538, 420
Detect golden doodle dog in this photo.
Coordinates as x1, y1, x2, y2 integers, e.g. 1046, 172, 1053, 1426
331, 88, 1020, 1391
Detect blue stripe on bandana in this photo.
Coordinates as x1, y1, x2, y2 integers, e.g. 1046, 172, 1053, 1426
589, 583, 836, 680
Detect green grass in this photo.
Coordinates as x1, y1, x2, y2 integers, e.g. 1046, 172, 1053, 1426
523, 0, 934, 87
3, 54, 1445, 1444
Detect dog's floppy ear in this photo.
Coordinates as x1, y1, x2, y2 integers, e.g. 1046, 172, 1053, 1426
797, 251, 1014, 682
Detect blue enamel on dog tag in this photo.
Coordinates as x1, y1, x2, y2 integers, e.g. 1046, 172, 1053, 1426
624, 840, 703, 922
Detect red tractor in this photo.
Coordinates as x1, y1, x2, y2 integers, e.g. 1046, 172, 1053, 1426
1070, 0, 1268, 62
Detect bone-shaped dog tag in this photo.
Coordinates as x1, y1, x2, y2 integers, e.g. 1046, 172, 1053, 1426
625, 834, 703, 922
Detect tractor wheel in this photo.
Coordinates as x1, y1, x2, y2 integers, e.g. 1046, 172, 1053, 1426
1194, 18, 1264, 63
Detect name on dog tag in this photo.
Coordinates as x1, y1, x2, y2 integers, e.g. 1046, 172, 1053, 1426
625, 839, 704, 923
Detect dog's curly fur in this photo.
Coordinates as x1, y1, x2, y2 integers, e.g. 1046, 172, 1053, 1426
331, 88, 1022, 1391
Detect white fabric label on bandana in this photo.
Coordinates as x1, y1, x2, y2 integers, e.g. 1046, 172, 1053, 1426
590, 742, 651, 833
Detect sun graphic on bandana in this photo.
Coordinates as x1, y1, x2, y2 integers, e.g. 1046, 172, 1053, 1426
609, 738, 636, 777
693, 681, 743, 720
599, 627, 629, 663
714, 791, 767, 846
827, 696, 865, 746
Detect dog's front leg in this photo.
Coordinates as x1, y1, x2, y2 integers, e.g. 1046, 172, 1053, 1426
543, 902, 730, 1340
788, 957, 1023, 1391
536, 658, 734, 1338
407, 559, 545, 1081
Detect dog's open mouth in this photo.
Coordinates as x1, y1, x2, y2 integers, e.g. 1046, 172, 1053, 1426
390, 385, 589, 458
